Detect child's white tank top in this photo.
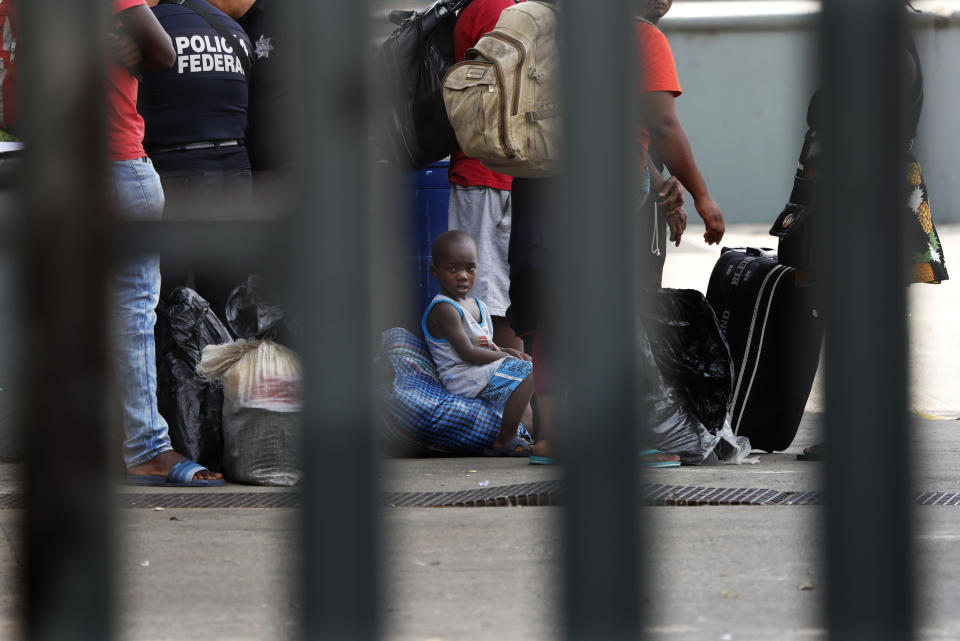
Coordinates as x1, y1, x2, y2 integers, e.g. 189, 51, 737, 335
421, 294, 501, 398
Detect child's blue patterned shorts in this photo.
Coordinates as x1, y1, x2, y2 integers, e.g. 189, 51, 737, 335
477, 358, 533, 410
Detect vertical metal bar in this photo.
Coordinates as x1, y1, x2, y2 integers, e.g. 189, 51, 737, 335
20, 1, 114, 640
559, 3, 642, 641
819, 1, 913, 639
295, 0, 378, 639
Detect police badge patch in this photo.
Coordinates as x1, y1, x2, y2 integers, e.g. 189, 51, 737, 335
254, 34, 273, 59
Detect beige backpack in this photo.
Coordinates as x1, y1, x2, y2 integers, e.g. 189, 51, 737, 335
442, 0, 560, 178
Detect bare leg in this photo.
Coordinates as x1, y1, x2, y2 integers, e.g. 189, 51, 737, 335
531, 393, 558, 459
520, 402, 534, 434
492, 375, 535, 454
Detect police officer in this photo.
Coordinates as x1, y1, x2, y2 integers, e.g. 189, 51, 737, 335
195, 0, 290, 185
139, 0, 252, 318
233, 0, 291, 182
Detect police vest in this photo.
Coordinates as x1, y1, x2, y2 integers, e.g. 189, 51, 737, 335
139, 0, 250, 148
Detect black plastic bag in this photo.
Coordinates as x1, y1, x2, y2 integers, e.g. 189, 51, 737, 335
155, 287, 232, 471
372, 0, 472, 170
225, 275, 288, 340
637, 289, 749, 464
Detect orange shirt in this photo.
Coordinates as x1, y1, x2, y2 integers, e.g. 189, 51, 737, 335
636, 20, 682, 169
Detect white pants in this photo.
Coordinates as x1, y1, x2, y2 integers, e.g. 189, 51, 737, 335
447, 184, 512, 317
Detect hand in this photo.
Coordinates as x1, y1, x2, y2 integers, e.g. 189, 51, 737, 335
502, 347, 532, 362
655, 176, 684, 213
694, 196, 725, 245
108, 31, 143, 69
666, 206, 687, 246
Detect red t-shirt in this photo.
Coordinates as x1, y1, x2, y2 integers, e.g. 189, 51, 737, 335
447, 0, 520, 191
108, 0, 147, 161
636, 20, 682, 169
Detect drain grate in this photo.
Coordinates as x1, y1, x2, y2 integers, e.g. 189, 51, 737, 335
120, 492, 301, 509
1, 486, 960, 509
0, 492, 301, 510
642, 483, 783, 506
915, 491, 960, 506
382, 480, 565, 508
774, 491, 825, 506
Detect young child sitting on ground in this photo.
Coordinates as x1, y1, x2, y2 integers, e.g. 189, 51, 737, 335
422, 230, 535, 457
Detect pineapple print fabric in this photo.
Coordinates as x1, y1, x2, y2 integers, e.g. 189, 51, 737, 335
782, 131, 948, 284
905, 156, 947, 283
778, 32, 946, 284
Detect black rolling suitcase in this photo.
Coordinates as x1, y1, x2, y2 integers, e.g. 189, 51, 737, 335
705, 248, 823, 452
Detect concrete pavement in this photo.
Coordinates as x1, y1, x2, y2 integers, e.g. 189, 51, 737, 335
2, 412, 960, 640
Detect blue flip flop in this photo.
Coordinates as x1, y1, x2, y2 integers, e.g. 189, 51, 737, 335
639, 448, 681, 468
126, 459, 225, 487
529, 455, 557, 465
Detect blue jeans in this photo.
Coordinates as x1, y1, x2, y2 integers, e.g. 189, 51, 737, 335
110, 157, 172, 468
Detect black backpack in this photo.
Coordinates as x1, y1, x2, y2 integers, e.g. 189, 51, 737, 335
373, 0, 473, 171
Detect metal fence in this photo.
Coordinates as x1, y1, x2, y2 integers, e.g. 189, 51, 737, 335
17, 0, 910, 640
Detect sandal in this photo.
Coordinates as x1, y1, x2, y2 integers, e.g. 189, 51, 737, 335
484, 435, 533, 457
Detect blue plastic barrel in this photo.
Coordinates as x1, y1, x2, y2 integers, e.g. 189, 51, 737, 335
409, 160, 449, 324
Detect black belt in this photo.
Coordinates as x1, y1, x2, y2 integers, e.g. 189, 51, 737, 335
148, 139, 243, 154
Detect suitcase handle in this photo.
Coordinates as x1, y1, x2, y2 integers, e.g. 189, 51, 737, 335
722, 246, 777, 258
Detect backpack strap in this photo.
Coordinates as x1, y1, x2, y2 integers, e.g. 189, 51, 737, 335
525, 105, 560, 122
448, 0, 476, 13
168, 0, 252, 77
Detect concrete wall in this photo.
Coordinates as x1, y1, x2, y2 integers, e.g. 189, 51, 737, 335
913, 18, 960, 222
662, 1, 960, 223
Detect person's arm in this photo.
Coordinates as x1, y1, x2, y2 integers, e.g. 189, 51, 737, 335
501, 347, 532, 362
665, 206, 687, 246
647, 162, 684, 213
108, 31, 143, 68
116, 4, 175, 70
639, 90, 724, 245
646, 162, 687, 246
430, 303, 510, 366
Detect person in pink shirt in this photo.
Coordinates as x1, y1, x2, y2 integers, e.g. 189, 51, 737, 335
109, 0, 223, 486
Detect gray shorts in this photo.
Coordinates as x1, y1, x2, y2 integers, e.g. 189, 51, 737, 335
448, 184, 512, 317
